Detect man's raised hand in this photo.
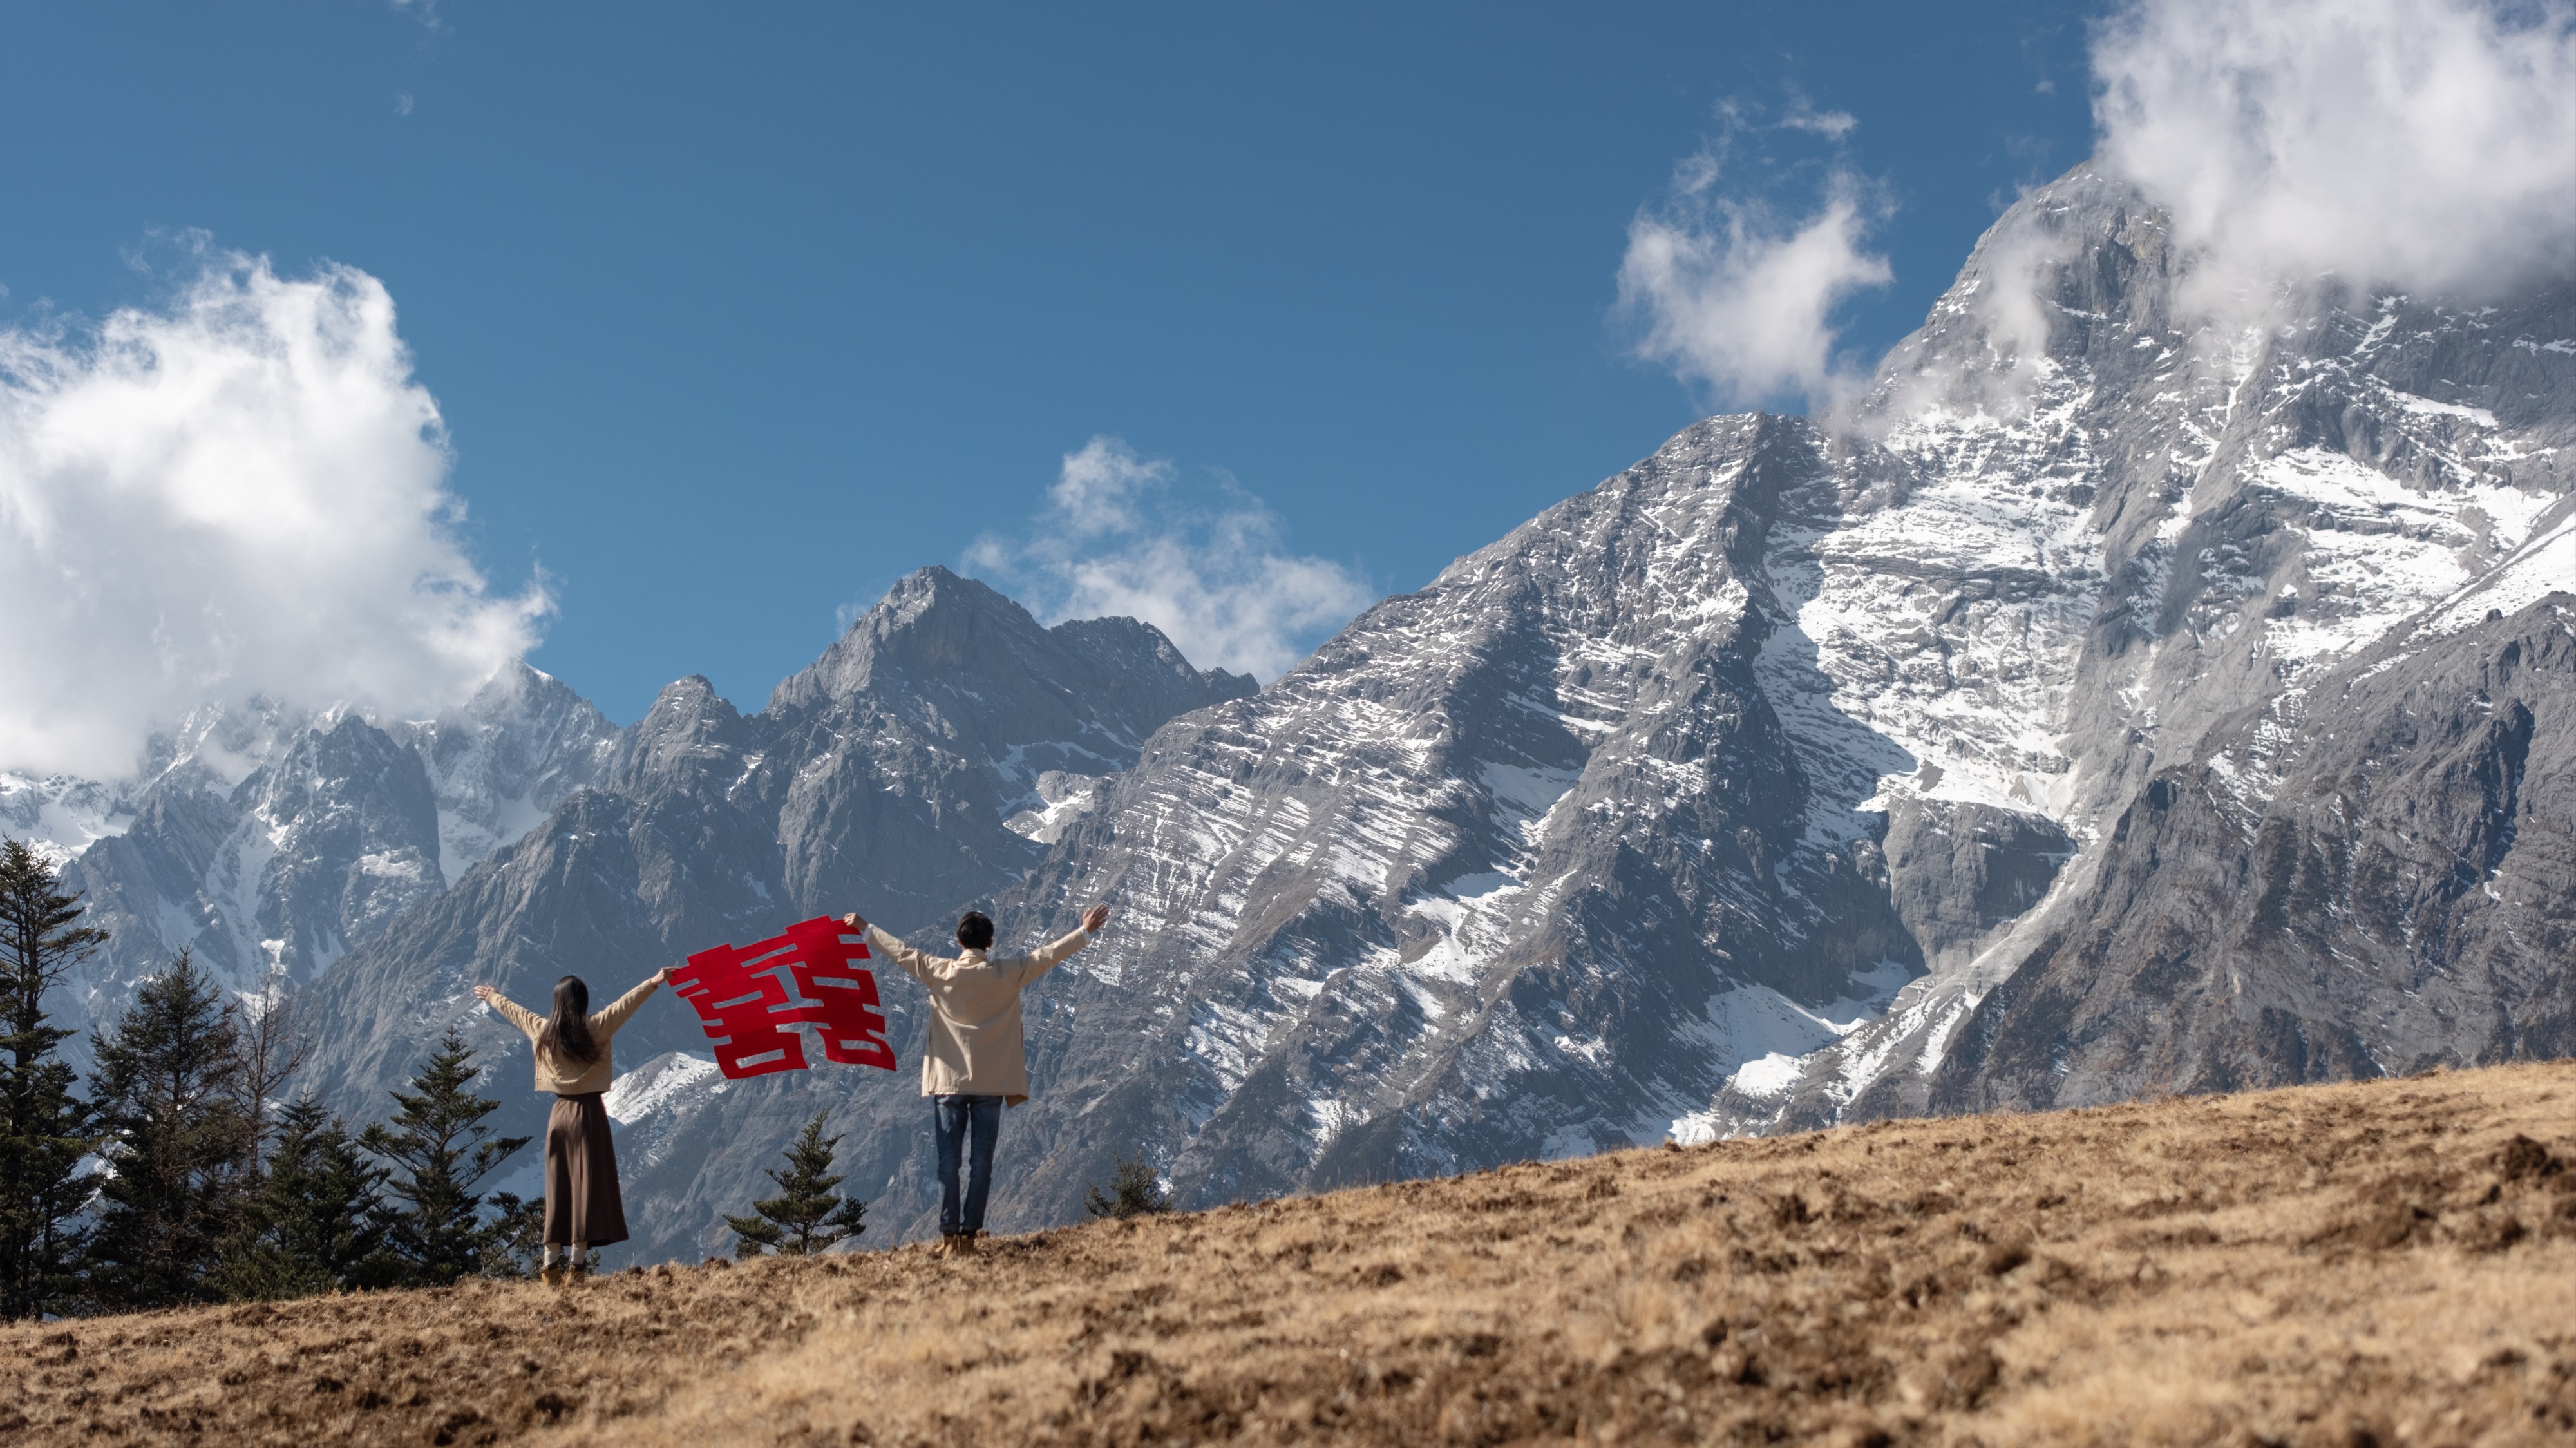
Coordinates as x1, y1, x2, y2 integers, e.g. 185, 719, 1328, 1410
1082, 904, 1111, 935
840, 911, 867, 931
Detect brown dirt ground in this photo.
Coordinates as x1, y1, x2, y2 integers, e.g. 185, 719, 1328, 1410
8, 1062, 2576, 1446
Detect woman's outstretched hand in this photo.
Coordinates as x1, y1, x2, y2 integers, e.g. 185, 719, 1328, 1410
840, 911, 867, 930
652, 966, 674, 986
1083, 904, 1111, 935
471, 983, 498, 1004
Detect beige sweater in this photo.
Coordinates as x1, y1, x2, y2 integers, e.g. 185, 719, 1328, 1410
488, 977, 661, 1095
866, 924, 1091, 1104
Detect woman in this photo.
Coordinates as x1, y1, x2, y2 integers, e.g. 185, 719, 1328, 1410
473, 969, 668, 1283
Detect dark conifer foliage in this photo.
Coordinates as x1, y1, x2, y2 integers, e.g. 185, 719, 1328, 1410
86, 949, 254, 1309
1083, 1153, 1172, 1220
0, 839, 106, 1319
727, 1110, 866, 1257
481, 1190, 545, 1279
359, 1029, 529, 1284
209, 1094, 395, 1300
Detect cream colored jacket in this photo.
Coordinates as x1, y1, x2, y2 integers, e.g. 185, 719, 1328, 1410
488, 978, 661, 1096
865, 924, 1091, 1104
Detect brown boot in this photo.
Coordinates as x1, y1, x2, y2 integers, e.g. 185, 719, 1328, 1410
952, 1232, 980, 1257
540, 1263, 567, 1287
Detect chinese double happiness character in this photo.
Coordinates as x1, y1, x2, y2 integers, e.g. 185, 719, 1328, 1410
670, 916, 898, 1079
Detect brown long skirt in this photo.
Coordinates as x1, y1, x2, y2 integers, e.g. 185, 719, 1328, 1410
543, 1092, 629, 1246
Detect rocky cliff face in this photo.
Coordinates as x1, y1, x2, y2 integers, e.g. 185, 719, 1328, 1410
1931, 597, 2576, 1109
1703, 163, 2573, 1133
952, 160, 2573, 1220
972, 414, 1926, 1225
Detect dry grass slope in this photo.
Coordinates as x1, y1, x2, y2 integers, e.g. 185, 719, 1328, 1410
9, 1063, 2576, 1446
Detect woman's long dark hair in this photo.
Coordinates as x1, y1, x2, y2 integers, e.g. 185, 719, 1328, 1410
538, 975, 601, 1067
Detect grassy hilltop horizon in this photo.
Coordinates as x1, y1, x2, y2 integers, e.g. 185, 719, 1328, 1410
7, 1062, 2575, 1447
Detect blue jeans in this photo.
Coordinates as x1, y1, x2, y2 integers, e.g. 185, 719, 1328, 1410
933, 1094, 1004, 1236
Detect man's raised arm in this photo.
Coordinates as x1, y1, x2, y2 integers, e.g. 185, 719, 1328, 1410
844, 911, 934, 982
1007, 904, 1112, 987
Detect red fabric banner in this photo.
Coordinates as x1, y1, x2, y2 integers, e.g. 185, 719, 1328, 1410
670, 916, 898, 1079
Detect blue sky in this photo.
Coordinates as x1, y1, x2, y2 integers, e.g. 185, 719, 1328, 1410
0, 1, 2102, 731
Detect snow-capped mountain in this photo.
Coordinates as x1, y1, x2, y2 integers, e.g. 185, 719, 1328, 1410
23, 158, 2571, 1264
944, 160, 2571, 1223
5, 664, 620, 1065
979, 412, 1932, 1215
1701, 163, 2573, 1132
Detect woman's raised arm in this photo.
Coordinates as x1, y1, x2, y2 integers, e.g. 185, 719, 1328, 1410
474, 983, 542, 1038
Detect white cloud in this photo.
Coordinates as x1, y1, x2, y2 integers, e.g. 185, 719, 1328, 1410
0, 252, 549, 778
2094, 0, 2576, 300
1618, 110, 1893, 412
1777, 104, 1859, 140
966, 437, 1376, 682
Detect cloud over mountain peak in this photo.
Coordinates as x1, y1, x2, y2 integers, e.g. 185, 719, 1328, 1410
2095, 0, 2576, 302
0, 252, 547, 777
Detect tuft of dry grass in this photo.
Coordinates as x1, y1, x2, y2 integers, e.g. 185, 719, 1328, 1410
8, 1062, 2576, 1445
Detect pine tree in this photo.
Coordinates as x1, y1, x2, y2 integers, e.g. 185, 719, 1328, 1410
1083, 1152, 1171, 1220
480, 1190, 545, 1279
360, 1028, 529, 1286
726, 1111, 866, 1257
209, 1094, 395, 1300
86, 949, 255, 1309
0, 839, 106, 1320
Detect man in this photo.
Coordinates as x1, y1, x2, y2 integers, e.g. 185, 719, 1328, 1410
841, 902, 1111, 1255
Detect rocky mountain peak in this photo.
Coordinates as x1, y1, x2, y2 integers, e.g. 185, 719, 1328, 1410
616, 675, 754, 794
392, 662, 620, 882
768, 566, 1025, 712
768, 565, 1251, 742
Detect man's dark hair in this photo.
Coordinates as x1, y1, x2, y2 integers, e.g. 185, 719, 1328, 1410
956, 912, 995, 951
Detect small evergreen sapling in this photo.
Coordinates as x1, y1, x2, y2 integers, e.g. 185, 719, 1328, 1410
361, 1028, 530, 1285
727, 1110, 866, 1258
481, 1190, 546, 1279
0, 839, 105, 1320
1083, 1152, 1171, 1220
